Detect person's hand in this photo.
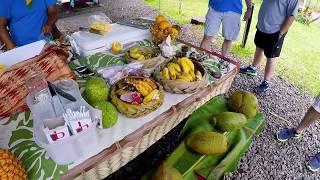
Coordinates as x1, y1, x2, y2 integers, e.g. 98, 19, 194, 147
42, 24, 53, 35
243, 9, 252, 21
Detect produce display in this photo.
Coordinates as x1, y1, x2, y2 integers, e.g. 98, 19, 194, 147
89, 21, 112, 35
111, 42, 123, 54
212, 112, 247, 132
227, 90, 259, 118
0, 149, 27, 180
154, 57, 208, 94
126, 46, 161, 68
84, 77, 110, 106
83, 77, 119, 128
160, 57, 201, 82
93, 101, 118, 128
110, 77, 164, 118
150, 15, 180, 44
152, 163, 182, 180
186, 131, 228, 155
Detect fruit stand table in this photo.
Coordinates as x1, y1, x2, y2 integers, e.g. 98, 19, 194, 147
0, 39, 239, 180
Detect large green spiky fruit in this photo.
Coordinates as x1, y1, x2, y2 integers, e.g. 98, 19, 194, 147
152, 163, 183, 180
186, 131, 228, 155
93, 101, 118, 128
227, 90, 259, 118
85, 77, 109, 105
213, 112, 247, 132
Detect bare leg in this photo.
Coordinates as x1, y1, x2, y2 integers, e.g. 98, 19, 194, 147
200, 35, 214, 52
296, 107, 320, 134
264, 58, 276, 81
221, 39, 232, 57
252, 47, 264, 67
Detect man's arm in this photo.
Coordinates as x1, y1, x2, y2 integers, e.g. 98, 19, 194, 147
243, 0, 252, 21
280, 16, 295, 35
42, 5, 58, 35
0, 17, 15, 50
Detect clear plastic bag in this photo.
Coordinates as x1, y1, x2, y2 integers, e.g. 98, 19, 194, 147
88, 12, 112, 25
97, 62, 151, 85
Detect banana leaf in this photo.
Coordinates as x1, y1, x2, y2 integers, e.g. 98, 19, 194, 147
142, 96, 265, 180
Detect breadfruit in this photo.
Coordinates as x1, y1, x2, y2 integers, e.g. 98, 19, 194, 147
93, 101, 118, 128
228, 90, 259, 118
186, 131, 227, 155
152, 163, 182, 180
85, 77, 110, 105
213, 112, 247, 132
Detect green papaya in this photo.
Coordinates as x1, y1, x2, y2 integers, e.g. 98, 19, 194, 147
152, 163, 183, 180
186, 131, 227, 155
213, 112, 247, 132
228, 90, 259, 118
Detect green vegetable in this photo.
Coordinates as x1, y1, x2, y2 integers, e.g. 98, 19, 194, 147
227, 91, 259, 118
213, 112, 247, 132
93, 101, 118, 128
186, 131, 228, 155
84, 77, 109, 105
152, 163, 183, 180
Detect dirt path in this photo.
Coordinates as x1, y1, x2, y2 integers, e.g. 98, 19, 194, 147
58, 1, 320, 179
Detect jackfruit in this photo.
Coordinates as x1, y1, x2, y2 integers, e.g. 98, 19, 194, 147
186, 131, 227, 155
152, 163, 182, 180
228, 91, 259, 118
212, 112, 247, 132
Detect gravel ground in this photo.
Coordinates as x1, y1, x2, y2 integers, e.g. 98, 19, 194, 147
58, 1, 320, 179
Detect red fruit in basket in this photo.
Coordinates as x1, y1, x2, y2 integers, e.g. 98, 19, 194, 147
120, 92, 142, 104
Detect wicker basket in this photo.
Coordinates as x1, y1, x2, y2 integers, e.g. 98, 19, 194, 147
154, 59, 209, 94
125, 46, 161, 69
61, 66, 238, 180
110, 77, 165, 118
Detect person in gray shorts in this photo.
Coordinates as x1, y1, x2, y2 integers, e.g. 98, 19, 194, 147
200, 0, 252, 57
240, 0, 299, 94
276, 95, 320, 172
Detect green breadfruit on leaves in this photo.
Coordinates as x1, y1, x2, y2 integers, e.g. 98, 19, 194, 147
93, 101, 118, 128
152, 163, 183, 180
85, 77, 110, 105
186, 131, 228, 155
213, 112, 247, 132
228, 90, 259, 118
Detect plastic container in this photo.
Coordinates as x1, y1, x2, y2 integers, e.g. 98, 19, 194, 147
26, 79, 101, 164
34, 121, 98, 164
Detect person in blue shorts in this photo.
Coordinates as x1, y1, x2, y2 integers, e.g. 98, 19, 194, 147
276, 95, 320, 172
0, 0, 60, 50
200, 0, 252, 57
240, 0, 299, 94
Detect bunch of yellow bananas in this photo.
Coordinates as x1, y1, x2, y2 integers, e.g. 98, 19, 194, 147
90, 21, 112, 34
0, 64, 6, 76
128, 47, 146, 61
160, 57, 202, 82
131, 79, 159, 104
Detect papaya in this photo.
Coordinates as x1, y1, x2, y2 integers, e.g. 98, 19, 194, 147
152, 163, 183, 180
213, 112, 247, 132
228, 90, 259, 118
186, 131, 227, 155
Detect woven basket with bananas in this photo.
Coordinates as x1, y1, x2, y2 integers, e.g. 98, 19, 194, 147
126, 46, 161, 69
110, 77, 164, 118
154, 57, 208, 94
150, 15, 181, 44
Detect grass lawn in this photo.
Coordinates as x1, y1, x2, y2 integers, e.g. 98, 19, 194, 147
144, 0, 320, 95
